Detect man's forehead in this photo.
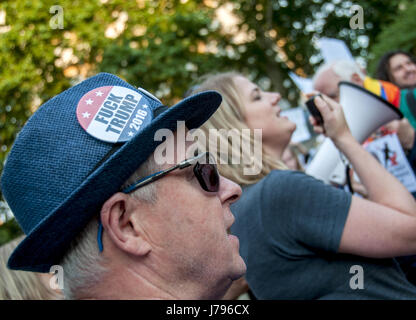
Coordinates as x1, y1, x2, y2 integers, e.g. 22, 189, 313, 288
391, 54, 413, 68
324, 68, 340, 82
315, 69, 339, 92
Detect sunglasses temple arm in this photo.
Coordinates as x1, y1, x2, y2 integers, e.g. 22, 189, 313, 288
178, 152, 209, 169
122, 165, 184, 193
122, 155, 204, 194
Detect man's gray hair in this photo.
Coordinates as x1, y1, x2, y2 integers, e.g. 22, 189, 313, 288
61, 154, 160, 299
313, 60, 366, 86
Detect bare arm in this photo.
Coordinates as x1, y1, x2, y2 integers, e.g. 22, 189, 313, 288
311, 94, 416, 216
340, 196, 416, 257
309, 94, 416, 257
333, 131, 416, 215
384, 118, 415, 151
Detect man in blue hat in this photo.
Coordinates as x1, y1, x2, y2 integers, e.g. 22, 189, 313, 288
0, 73, 246, 299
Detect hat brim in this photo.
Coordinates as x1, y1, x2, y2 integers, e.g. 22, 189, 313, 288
8, 91, 222, 272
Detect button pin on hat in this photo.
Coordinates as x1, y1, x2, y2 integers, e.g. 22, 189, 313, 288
76, 85, 153, 143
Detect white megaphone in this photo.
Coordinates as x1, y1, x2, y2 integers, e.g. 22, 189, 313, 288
306, 81, 403, 185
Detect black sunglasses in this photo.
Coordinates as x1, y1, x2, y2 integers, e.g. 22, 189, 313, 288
97, 152, 219, 252
121, 151, 220, 193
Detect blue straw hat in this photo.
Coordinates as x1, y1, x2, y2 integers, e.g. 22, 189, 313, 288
1, 73, 221, 272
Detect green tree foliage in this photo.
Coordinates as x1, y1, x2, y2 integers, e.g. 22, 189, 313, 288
368, 0, 416, 74
224, 0, 400, 100
0, 0, 123, 178
98, 1, 232, 103
99, 0, 401, 103
0, 218, 23, 246
0, 0, 114, 230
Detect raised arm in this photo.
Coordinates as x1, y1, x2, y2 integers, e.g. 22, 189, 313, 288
310, 94, 416, 258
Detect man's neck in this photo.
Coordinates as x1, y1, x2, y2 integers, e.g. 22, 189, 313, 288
78, 264, 227, 300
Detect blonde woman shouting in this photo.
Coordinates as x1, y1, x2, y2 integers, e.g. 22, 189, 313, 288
190, 72, 416, 299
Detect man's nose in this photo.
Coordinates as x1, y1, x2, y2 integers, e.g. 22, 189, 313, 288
218, 175, 242, 205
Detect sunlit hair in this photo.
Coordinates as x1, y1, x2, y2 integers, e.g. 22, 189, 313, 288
0, 235, 62, 300
188, 72, 287, 186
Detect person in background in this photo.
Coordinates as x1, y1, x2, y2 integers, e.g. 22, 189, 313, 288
189, 72, 416, 299
0, 236, 63, 300
313, 60, 416, 173
314, 60, 401, 106
375, 50, 416, 90
375, 51, 416, 130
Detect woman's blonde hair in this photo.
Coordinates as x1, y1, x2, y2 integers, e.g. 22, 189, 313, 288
190, 72, 287, 186
0, 235, 62, 300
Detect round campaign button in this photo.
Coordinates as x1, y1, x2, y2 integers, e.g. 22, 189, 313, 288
76, 86, 153, 143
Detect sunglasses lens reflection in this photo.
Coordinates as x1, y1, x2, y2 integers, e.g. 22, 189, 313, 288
198, 163, 219, 192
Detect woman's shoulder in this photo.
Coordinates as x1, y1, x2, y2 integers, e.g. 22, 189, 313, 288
264, 169, 314, 186
258, 169, 333, 199
238, 170, 311, 200
239, 170, 332, 205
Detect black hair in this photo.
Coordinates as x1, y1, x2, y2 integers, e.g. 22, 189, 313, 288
375, 50, 416, 85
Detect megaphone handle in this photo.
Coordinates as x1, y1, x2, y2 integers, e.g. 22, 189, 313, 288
345, 165, 354, 194
338, 150, 354, 193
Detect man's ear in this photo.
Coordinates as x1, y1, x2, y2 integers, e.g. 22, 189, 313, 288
100, 193, 151, 257
351, 73, 364, 86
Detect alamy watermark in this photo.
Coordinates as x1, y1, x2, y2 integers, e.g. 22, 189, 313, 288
349, 4, 364, 30
49, 265, 64, 290
153, 121, 263, 176
49, 5, 64, 30
349, 265, 364, 290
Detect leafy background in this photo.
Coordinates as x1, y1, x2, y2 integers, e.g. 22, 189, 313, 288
1, 0, 415, 245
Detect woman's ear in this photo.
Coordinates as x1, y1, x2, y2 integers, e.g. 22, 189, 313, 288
100, 193, 151, 256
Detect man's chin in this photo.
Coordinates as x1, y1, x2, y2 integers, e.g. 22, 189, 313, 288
231, 259, 247, 281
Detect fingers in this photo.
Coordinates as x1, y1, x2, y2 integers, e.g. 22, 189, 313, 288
384, 120, 400, 132
309, 115, 325, 135
349, 167, 355, 178
321, 94, 345, 114
314, 95, 331, 115
320, 94, 336, 105
313, 126, 325, 135
308, 115, 316, 126
304, 91, 320, 99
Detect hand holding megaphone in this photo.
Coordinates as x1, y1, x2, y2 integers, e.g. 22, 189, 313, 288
305, 82, 403, 185
306, 93, 354, 146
